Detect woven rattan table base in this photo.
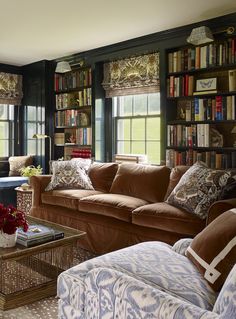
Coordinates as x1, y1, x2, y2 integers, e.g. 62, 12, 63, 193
0, 247, 96, 317
0, 216, 85, 310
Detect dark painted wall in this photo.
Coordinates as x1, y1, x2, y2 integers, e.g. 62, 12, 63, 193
22, 60, 55, 172
54, 12, 236, 162
1, 11, 236, 171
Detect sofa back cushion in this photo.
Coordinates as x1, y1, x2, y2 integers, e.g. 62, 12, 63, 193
88, 162, 119, 192
110, 163, 171, 203
164, 165, 190, 200
186, 209, 236, 291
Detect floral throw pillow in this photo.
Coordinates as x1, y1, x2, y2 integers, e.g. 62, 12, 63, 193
45, 160, 94, 191
166, 161, 235, 219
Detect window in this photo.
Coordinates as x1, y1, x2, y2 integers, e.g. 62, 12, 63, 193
113, 93, 161, 164
0, 104, 14, 157
95, 99, 105, 161
24, 105, 45, 164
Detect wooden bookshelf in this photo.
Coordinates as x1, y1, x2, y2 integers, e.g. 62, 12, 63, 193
54, 66, 92, 160
166, 36, 236, 168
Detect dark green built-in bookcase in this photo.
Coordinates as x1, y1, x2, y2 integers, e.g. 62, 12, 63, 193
54, 66, 92, 160
165, 36, 236, 168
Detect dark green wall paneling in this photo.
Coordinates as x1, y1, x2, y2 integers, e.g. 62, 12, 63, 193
22, 60, 55, 172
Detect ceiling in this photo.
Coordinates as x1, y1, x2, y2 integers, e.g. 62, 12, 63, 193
1, 0, 236, 66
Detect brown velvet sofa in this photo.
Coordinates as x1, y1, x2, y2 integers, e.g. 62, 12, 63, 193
29, 162, 235, 254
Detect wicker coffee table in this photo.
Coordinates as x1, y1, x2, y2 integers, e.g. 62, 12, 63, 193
0, 216, 85, 310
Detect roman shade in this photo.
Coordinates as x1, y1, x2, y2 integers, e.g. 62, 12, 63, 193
0, 72, 23, 105
102, 52, 159, 97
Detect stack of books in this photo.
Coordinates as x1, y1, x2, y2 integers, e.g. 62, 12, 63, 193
17, 224, 64, 247
114, 154, 148, 164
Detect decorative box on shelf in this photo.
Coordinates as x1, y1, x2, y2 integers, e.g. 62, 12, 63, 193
15, 187, 33, 215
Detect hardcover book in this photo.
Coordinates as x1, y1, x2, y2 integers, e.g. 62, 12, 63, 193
229, 69, 236, 92
17, 224, 64, 247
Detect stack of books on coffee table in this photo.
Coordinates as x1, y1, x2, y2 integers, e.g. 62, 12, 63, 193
17, 224, 64, 247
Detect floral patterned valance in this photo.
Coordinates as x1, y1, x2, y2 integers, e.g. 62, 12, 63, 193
0, 72, 23, 105
102, 53, 159, 98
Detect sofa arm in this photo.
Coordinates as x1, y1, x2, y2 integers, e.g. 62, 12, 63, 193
207, 198, 236, 225
84, 267, 218, 319
29, 175, 52, 207
172, 238, 193, 255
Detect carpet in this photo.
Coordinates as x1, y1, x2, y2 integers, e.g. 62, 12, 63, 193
0, 247, 97, 319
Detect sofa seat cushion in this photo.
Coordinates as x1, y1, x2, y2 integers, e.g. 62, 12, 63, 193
79, 193, 148, 222
41, 189, 102, 210
132, 202, 205, 236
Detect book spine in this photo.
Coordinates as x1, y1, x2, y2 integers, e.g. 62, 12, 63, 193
229, 70, 236, 92
195, 47, 200, 69
232, 95, 236, 120
215, 96, 223, 120
194, 98, 199, 121
17, 235, 54, 247
215, 153, 222, 169
54, 232, 64, 240
206, 98, 212, 120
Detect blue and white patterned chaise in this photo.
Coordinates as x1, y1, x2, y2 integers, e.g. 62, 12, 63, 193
57, 241, 236, 319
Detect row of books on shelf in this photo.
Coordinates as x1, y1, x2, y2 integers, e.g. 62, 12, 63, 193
56, 88, 92, 109
54, 68, 92, 91
64, 147, 92, 160
71, 148, 92, 159
168, 38, 236, 73
17, 224, 64, 247
167, 124, 221, 147
55, 110, 90, 127
167, 75, 194, 97
54, 127, 92, 146
177, 95, 236, 121
166, 149, 236, 169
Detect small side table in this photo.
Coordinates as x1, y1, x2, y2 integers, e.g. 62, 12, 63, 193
15, 187, 33, 215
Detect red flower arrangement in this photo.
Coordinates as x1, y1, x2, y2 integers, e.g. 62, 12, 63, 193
0, 204, 28, 235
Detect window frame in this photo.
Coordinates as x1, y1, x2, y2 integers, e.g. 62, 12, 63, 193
0, 104, 15, 158
112, 94, 161, 164
24, 105, 46, 168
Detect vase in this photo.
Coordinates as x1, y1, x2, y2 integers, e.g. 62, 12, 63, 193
0, 231, 17, 248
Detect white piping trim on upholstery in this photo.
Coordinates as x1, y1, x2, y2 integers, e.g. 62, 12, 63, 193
187, 247, 221, 283
187, 209, 236, 284
230, 208, 236, 214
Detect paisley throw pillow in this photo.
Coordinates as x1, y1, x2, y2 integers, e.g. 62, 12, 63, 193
166, 161, 235, 219
45, 160, 94, 191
